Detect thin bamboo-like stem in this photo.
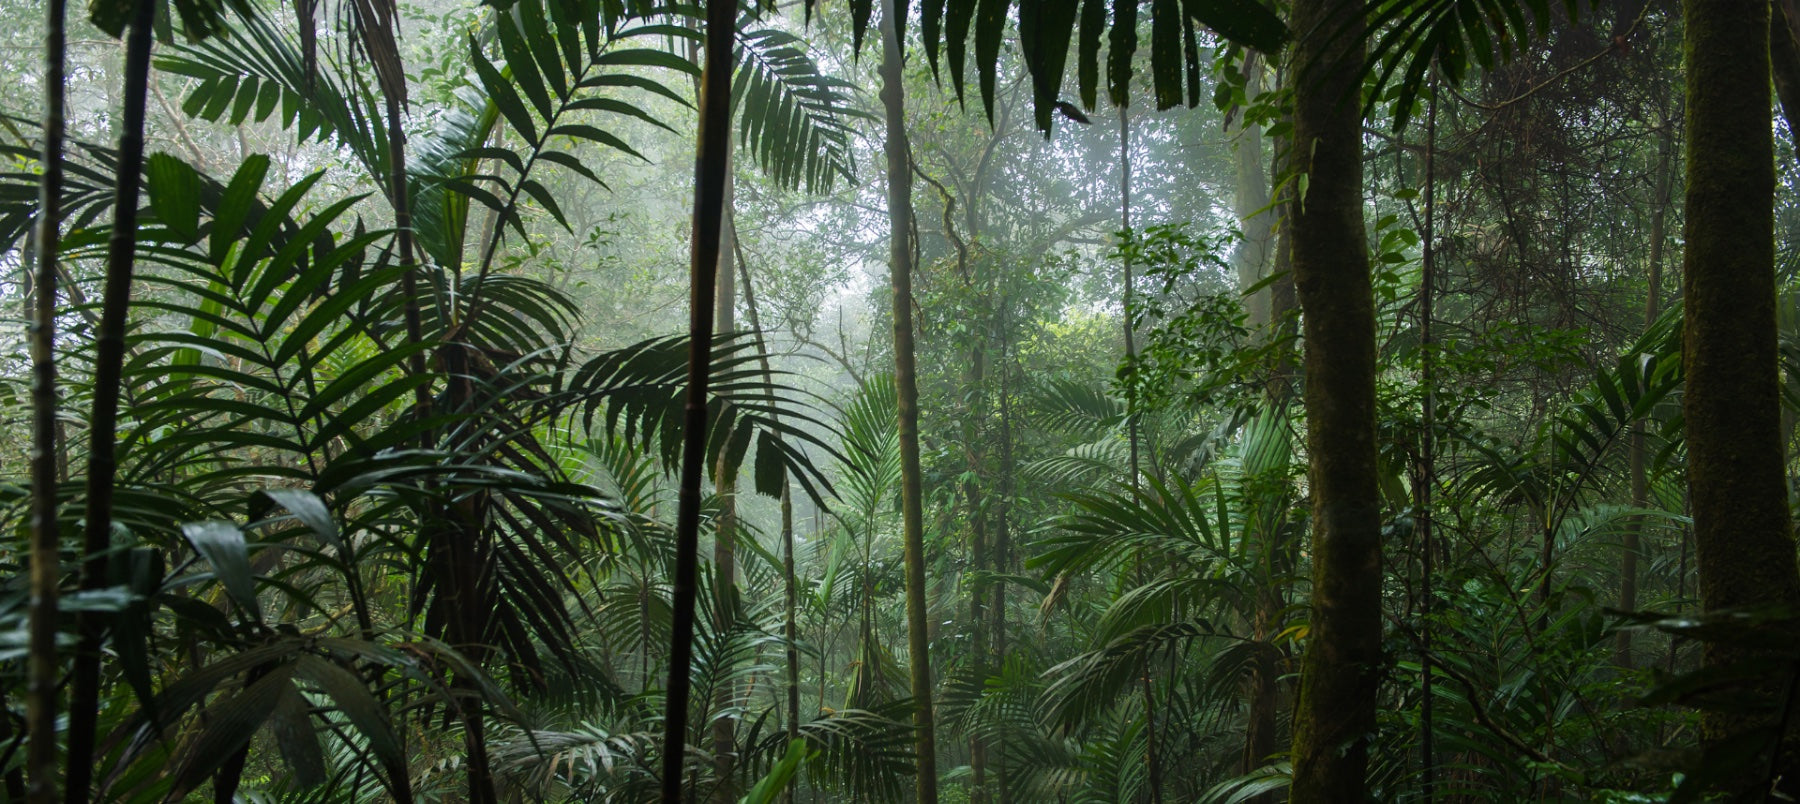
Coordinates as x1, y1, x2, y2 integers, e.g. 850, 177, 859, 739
659, 0, 735, 795
1418, 69, 1438, 804
880, 1, 939, 798
1118, 100, 1164, 804
66, 4, 154, 799
26, 0, 68, 799
732, 230, 803, 797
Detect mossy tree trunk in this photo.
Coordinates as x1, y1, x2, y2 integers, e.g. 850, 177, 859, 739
1682, 0, 1800, 794
1285, 0, 1382, 796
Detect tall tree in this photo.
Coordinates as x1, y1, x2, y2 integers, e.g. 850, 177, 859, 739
710, 156, 740, 799
66, 2, 156, 798
1285, 0, 1382, 796
1682, 0, 1800, 793
881, 0, 940, 799
660, 0, 736, 797
25, 0, 67, 799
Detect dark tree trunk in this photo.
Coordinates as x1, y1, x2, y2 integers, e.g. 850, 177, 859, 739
880, 2, 939, 799
1683, 0, 1800, 795
66, 4, 154, 799
660, 0, 736, 796
26, 0, 67, 799
1284, 0, 1382, 796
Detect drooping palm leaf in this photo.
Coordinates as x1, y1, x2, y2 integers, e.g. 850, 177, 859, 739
733, 25, 865, 192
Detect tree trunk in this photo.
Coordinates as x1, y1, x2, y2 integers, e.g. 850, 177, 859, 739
966, 338, 989, 804
1615, 116, 1669, 668
1229, 59, 1276, 333
66, 3, 154, 799
1234, 59, 1287, 790
26, 0, 67, 799
730, 241, 802, 799
710, 166, 740, 799
881, 3, 939, 799
1285, 0, 1382, 796
1682, 0, 1800, 794
660, 0, 736, 795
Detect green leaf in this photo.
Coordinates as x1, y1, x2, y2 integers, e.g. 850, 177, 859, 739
182, 521, 262, 622
170, 664, 299, 798
146, 153, 203, 243
496, 12, 556, 119
740, 739, 814, 804
255, 488, 341, 549
472, 38, 541, 145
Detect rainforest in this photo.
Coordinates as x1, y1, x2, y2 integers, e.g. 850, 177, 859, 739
2, 0, 1797, 799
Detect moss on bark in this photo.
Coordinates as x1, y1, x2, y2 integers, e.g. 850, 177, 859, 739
1285, 0, 1383, 797
1683, 0, 1800, 794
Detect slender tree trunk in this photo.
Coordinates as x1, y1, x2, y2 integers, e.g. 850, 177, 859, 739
880, 4, 939, 799
991, 348, 1013, 804
1230, 60, 1276, 332
661, 0, 735, 797
710, 168, 740, 799
1416, 80, 1440, 803
1615, 117, 1669, 668
731, 240, 802, 797
1234, 60, 1287, 791
1118, 100, 1165, 804
966, 345, 989, 804
1683, 0, 1800, 794
66, 4, 154, 799
730, 229, 804, 801
26, 0, 68, 800
782, 484, 799, 747
1285, 0, 1382, 795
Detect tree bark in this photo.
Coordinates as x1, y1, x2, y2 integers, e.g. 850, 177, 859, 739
881, 3, 940, 799
1285, 0, 1382, 796
26, 0, 67, 799
66, 3, 154, 799
660, 0, 736, 795
1682, 0, 1800, 794
1229, 59, 1276, 332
